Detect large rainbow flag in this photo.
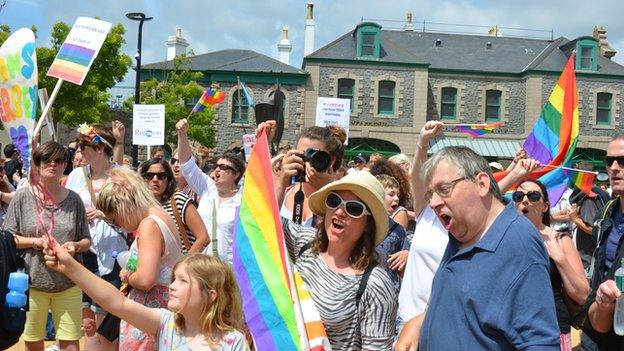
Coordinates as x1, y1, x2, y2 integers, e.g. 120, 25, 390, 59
232, 130, 302, 351
522, 54, 579, 205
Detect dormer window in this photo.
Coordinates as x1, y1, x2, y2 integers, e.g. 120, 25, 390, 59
355, 22, 381, 59
575, 38, 598, 71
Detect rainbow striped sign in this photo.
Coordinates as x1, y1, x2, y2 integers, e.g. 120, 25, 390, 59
47, 17, 111, 85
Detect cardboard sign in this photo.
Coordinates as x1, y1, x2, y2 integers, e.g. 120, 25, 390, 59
315, 97, 350, 145
132, 104, 165, 146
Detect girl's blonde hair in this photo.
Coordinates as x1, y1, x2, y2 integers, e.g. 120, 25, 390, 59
375, 174, 399, 190
172, 253, 243, 347
96, 167, 160, 224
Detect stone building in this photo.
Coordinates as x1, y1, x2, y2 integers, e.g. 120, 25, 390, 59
141, 29, 308, 155
302, 20, 624, 168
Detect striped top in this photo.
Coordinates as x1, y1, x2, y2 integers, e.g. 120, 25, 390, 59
283, 218, 397, 350
162, 192, 196, 254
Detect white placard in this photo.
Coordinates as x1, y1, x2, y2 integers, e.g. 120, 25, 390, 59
315, 97, 350, 145
242, 133, 256, 163
132, 104, 165, 146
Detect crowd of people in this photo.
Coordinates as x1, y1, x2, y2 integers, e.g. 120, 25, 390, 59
1, 118, 623, 351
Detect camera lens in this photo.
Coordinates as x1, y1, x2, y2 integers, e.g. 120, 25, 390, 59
304, 148, 331, 172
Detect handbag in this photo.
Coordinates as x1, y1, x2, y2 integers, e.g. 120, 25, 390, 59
96, 284, 131, 342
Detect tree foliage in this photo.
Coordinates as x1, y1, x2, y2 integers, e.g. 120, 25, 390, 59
0, 22, 131, 126
125, 54, 215, 148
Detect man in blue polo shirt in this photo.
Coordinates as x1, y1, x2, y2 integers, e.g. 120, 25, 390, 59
416, 146, 559, 350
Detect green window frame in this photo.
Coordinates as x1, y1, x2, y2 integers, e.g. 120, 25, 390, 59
441, 87, 457, 120
377, 80, 395, 115
485, 89, 502, 122
232, 89, 249, 124
356, 23, 381, 59
596, 92, 612, 125
575, 39, 598, 71
337, 78, 355, 112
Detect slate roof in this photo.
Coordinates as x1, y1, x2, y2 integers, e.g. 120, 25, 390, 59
306, 29, 624, 76
143, 49, 307, 74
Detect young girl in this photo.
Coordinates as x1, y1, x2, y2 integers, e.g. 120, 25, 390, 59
43, 245, 248, 351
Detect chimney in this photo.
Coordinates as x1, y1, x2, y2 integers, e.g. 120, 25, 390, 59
593, 26, 616, 59
404, 12, 414, 31
304, 0, 315, 56
277, 26, 292, 65
488, 25, 502, 37
166, 28, 189, 60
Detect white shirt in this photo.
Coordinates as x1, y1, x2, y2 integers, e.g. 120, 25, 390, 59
180, 157, 241, 264
398, 206, 448, 321
550, 187, 573, 232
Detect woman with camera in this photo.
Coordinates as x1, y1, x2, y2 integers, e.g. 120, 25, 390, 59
176, 119, 246, 264
274, 125, 346, 227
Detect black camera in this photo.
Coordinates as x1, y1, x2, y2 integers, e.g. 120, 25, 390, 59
292, 148, 331, 182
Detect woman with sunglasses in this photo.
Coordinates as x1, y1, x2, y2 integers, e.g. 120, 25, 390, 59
139, 158, 209, 254
170, 150, 198, 204
176, 119, 246, 264
281, 170, 397, 349
65, 121, 129, 350
500, 160, 589, 350
4, 141, 91, 351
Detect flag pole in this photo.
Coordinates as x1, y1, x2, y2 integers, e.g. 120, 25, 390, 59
33, 79, 64, 141
541, 164, 599, 175
444, 122, 504, 127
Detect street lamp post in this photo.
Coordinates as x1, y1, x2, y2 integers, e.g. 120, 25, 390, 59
126, 12, 152, 167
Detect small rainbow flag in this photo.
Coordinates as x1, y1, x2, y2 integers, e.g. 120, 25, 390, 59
232, 129, 302, 350
570, 170, 596, 196
192, 88, 227, 113
455, 122, 504, 137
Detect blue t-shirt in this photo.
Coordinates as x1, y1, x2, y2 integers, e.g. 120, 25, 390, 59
419, 203, 560, 350
376, 218, 409, 292
605, 210, 624, 270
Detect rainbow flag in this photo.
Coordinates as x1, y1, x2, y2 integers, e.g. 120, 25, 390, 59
570, 170, 597, 196
522, 54, 579, 205
455, 122, 504, 137
232, 130, 302, 351
294, 272, 331, 351
192, 88, 227, 113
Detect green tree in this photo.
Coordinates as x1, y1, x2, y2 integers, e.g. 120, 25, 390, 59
126, 54, 215, 148
36, 21, 132, 126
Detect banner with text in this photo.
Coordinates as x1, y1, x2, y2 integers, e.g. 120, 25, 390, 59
133, 104, 165, 146
315, 97, 350, 145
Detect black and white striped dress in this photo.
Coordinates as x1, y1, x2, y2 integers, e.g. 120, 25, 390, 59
283, 218, 397, 350
162, 192, 196, 254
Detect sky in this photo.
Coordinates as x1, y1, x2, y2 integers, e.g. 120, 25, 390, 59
2, 0, 624, 88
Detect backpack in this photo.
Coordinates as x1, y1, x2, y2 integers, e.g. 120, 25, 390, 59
0, 230, 27, 350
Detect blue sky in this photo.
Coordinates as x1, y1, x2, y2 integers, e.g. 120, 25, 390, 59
2, 0, 624, 87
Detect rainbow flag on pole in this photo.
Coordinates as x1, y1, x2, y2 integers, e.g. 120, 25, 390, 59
523, 54, 579, 205
192, 88, 227, 113
47, 17, 112, 85
455, 122, 504, 137
232, 130, 303, 351
570, 170, 597, 196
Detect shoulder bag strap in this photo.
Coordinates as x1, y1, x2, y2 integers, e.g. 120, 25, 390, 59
355, 264, 376, 309
170, 196, 191, 252
82, 166, 97, 206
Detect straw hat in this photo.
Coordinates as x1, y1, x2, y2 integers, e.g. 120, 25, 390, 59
308, 171, 389, 246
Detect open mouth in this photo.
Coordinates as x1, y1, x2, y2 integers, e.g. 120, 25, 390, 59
330, 218, 345, 233
439, 213, 452, 229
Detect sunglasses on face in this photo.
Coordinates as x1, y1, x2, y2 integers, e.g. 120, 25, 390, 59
42, 157, 66, 165
325, 192, 371, 218
170, 158, 178, 165
512, 190, 542, 203
605, 156, 624, 167
216, 163, 236, 172
143, 172, 167, 181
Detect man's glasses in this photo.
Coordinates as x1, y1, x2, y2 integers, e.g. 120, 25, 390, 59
325, 192, 371, 218
605, 156, 624, 167
216, 163, 237, 172
512, 190, 542, 203
143, 172, 167, 181
425, 177, 466, 201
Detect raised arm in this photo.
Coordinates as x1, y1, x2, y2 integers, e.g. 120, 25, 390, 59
43, 238, 161, 336
176, 118, 212, 197
497, 158, 541, 193
411, 121, 443, 217
112, 120, 126, 166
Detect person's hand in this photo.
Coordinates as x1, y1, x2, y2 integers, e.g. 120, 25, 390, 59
86, 207, 105, 225
61, 241, 79, 256
276, 150, 305, 186
567, 204, 581, 221
509, 158, 540, 181
513, 148, 528, 163
42, 237, 73, 274
112, 120, 125, 141
119, 268, 132, 284
595, 280, 620, 307
255, 120, 277, 145
420, 120, 444, 143
544, 229, 566, 264
388, 250, 409, 272
82, 317, 96, 337
176, 118, 189, 135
